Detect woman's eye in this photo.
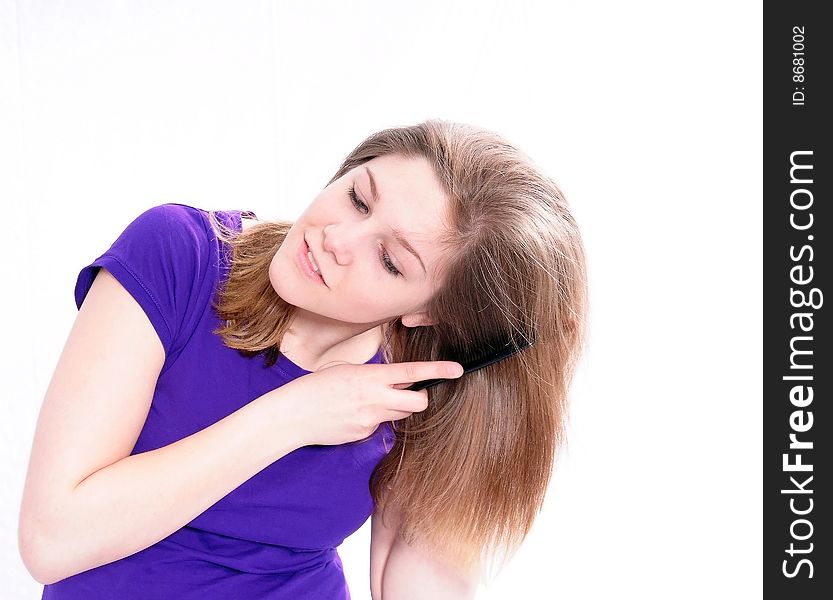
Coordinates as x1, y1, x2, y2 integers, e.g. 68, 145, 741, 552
348, 185, 368, 214
379, 246, 402, 277
347, 184, 402, 277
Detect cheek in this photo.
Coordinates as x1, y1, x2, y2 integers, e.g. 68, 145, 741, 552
349, 279, 380, 305
346, 278, 397, 313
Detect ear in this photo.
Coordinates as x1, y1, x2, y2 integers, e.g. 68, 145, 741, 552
400, 311, 436, 328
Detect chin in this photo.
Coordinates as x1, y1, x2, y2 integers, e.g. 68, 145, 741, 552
267, 256, 293, 303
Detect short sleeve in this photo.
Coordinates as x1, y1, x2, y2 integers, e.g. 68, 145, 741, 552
74, 203, 214, 366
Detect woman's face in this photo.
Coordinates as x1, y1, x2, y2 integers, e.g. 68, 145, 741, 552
269, 153, 451, 328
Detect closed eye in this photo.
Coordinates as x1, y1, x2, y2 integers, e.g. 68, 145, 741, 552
348, 185, 369, 214
347, 184, 402, 277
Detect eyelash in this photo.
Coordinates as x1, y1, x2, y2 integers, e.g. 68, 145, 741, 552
347, 184, 402, 277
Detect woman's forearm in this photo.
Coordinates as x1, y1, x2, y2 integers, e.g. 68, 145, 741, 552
24, 388, 304, 585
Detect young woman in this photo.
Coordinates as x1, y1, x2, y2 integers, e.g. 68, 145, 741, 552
19, 120, 588, 599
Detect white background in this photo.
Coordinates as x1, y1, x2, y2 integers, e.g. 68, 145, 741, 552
1, 1, 762, 598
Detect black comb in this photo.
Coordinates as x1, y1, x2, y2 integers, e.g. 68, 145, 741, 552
406, 334, 536, 392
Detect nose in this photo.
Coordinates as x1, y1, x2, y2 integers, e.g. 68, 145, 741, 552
322, 223, 356, 265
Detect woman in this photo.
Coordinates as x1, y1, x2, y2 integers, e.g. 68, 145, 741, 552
19, 119, 588, 599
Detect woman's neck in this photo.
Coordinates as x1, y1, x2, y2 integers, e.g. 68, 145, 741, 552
279, 313, 385, 372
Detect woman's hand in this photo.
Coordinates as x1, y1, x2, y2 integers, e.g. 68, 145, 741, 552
274, 361, 464, 446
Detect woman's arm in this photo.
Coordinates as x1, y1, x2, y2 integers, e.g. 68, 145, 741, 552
370, 505, 400, 599
18, 269, 306, 585
370, 504, 479, 600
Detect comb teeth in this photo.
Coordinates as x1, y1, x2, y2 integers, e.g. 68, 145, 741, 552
461, 334, 535, 372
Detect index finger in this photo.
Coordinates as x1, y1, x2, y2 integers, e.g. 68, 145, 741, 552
377, 360, 464, 385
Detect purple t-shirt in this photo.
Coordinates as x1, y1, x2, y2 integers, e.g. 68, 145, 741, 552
42, 203, 394, 599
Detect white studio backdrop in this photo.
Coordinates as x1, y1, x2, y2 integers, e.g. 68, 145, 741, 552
1, 1, 762, 598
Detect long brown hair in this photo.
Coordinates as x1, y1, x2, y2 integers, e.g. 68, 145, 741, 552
208, 120, 588, 578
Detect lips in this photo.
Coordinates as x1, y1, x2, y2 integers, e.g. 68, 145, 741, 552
299, 236, 326, 286
306, 245, 322, 274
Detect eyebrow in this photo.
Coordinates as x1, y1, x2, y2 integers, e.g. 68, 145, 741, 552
365, 166, 427, 276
